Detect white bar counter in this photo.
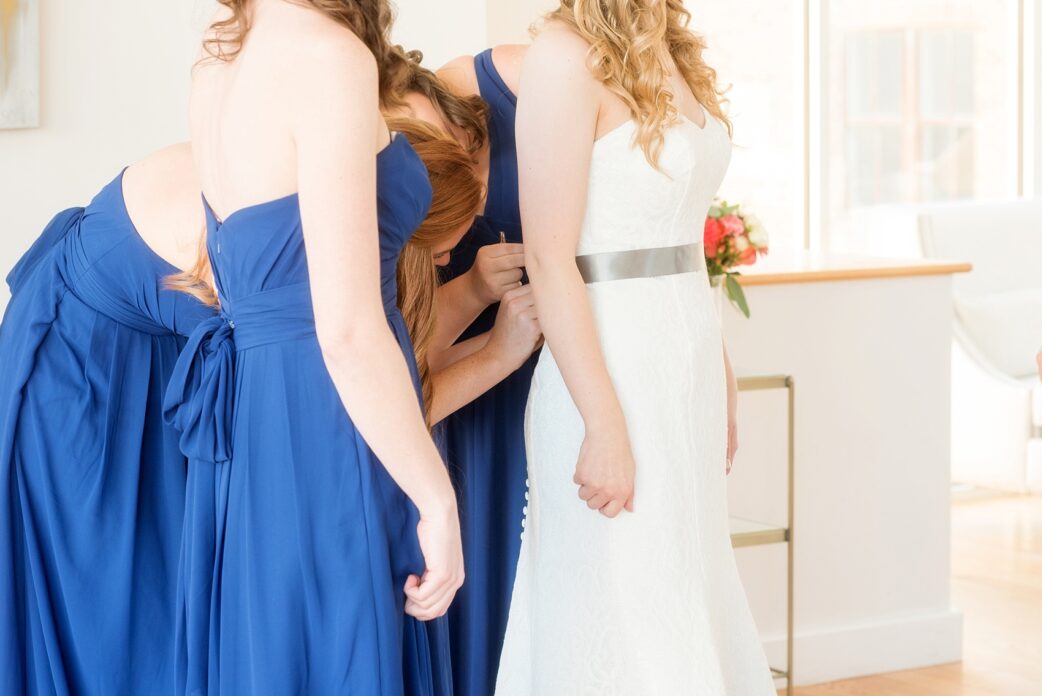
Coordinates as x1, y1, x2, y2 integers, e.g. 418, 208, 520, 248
723, 251, 971, 686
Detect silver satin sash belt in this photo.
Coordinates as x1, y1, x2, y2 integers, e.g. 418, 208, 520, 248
575, 242, 705, 284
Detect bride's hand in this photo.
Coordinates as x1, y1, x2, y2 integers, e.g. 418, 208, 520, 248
574, 418, 636, 518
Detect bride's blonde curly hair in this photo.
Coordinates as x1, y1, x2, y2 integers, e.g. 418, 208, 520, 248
547, 0, 731, 166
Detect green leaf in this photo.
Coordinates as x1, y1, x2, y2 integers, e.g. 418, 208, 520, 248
725, 273, 751, 318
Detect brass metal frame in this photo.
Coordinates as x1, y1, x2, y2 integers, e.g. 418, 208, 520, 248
732, 375, 796, 696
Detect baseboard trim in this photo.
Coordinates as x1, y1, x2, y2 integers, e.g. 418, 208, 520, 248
761, 609, 963, 687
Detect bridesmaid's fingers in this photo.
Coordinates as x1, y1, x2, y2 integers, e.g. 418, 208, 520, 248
405, 598, 444, 621
488, 242, 524, 258
404, 573, 442, 603
420, 580, 458, 615
496, 255, 527, 272
405, 568, 459, 605
406, 576, 458, 618
407, 591, 454, 621
499, 268, 524, 286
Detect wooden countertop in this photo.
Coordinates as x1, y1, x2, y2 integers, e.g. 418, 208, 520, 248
735, 251, 972, 287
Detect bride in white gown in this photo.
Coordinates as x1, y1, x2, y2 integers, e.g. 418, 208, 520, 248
495, 2, 776, 694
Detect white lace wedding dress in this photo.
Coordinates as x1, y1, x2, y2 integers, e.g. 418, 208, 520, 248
495, 110, 777, 695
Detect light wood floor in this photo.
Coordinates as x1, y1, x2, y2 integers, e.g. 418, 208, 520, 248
782, 494, 1042, 696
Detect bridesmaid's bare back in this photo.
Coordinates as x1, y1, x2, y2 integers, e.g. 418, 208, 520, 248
190, 0, 388, 221
122, 143, 204, 272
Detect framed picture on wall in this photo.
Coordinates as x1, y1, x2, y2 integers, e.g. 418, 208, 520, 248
0, 0, 40, 129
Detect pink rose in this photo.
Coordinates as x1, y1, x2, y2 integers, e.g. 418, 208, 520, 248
704, 218, 725, 258
719, 215, 745, 237
738, 245, 758, 266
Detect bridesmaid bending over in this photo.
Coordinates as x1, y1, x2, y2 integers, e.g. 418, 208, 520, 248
383, 44, 533, 696
0, 145, 213, 695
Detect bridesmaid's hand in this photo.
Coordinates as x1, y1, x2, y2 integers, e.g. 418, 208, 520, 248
405, 498, 465, 621
574, 418, 636, 519
466, 242, 526, 305
487, 285, 543, 369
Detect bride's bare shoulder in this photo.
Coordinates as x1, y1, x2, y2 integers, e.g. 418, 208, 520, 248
523, 22, 596, 89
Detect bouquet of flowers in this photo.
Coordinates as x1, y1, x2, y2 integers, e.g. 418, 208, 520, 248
703, 201, 769, 318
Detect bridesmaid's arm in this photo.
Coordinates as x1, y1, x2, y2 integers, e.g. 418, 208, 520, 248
429, 285, 541, 424
434, 275, 488, 354
430, 332, 489, 373
430, 50, 526, 365
291, 37, 461, 620
516, 28, 636, 518
429, 345, 513, 425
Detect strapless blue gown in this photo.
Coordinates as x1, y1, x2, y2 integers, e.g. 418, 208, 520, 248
0, 172, 213, 695
166, 135, 452, 696
439, 49, 533, 696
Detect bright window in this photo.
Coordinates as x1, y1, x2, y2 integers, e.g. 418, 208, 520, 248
692, 0, 1027, 253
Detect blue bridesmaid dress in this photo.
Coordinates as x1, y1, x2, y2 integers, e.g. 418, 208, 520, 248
166, 135, 451, 696
440, 49, 532, 696
0, 172, 213, 695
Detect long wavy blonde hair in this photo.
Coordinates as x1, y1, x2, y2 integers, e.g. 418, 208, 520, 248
547, 0, 731, 166
203, 1, 401, 106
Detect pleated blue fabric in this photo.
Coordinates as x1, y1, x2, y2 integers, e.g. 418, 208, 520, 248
0, 172, 213, 695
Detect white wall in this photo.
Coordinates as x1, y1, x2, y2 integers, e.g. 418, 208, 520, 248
392, 0, 488, 68
724, 274, 962, 684
487, 0, 555, 46
0, 0, 213, 310
1035, 0, 1042, 197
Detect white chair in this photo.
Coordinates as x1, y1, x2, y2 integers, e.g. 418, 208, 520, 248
919, 200, 1042, 494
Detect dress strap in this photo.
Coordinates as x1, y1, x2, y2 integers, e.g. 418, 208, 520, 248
474, 49, 517, 109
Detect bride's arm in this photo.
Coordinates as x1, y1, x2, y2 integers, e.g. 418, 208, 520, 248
517, 28, 636, 518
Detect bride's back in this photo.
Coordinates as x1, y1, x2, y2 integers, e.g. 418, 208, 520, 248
189, 0, 377, 221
